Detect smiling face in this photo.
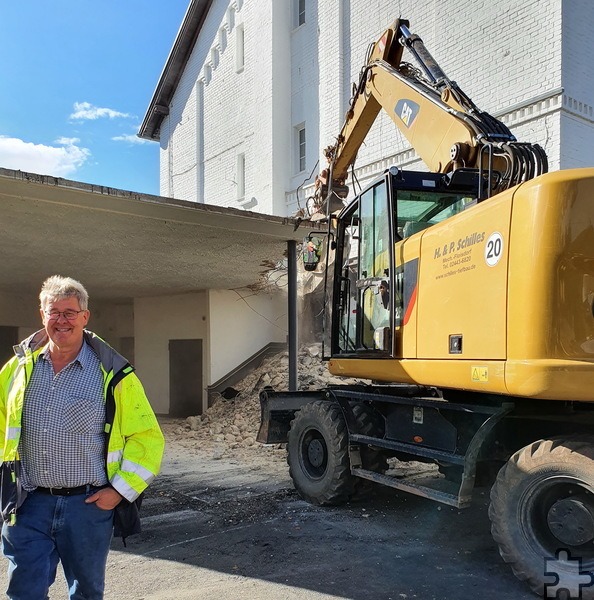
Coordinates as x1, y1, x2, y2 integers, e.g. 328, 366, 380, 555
40, 296, 90, 353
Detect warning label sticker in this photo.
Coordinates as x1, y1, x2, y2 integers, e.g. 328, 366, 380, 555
471, 366, 489, 382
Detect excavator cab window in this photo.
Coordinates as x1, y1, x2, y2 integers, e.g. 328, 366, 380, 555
332, 176, 394, 356
329, 169, 478, 359
395, 189, 474, 239
335, 208, 360, 353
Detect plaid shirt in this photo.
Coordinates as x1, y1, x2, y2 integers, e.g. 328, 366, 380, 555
19, 341, 108, 490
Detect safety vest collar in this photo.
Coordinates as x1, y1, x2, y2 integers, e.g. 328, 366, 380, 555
83, 331, 129, 378
13, 330, 48, 365
12, 329, 129, 380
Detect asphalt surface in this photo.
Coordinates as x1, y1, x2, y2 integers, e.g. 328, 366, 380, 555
0, 431, 537, 600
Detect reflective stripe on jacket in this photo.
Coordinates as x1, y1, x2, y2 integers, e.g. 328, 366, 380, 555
0, 329, 164, 521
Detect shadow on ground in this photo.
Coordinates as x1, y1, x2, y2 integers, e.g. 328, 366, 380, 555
111, 466, 535, 600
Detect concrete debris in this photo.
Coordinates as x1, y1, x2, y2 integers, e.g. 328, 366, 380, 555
178, 344, 366, 460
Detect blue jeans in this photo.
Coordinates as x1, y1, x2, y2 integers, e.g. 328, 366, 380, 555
1, 489, 114, 600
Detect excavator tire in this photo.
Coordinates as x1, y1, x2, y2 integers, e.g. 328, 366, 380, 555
287, 400, 355, 506
350, 401, 388, 501
489, 436, 594, 599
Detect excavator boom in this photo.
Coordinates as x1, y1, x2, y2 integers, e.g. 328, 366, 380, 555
317, 20, 547, 212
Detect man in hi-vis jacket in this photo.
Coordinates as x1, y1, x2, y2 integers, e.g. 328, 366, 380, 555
0, 275, 164, 600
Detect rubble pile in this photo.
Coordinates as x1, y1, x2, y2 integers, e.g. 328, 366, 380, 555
171, 344, 365, 459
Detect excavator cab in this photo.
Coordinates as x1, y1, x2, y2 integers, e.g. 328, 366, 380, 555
325, 166, 477, 359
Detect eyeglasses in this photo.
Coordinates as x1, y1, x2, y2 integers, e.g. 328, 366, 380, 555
45, 310, 86, 321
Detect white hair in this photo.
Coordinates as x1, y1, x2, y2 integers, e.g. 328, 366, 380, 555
39, 275, 89, 311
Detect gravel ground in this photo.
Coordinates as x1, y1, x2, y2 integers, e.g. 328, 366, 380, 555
0, 416, 537, 600
0, 348, 541, 599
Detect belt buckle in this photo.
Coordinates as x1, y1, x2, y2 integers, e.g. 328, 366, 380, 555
43, 484, 90, 496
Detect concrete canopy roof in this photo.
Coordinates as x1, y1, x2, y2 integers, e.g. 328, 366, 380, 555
0, 168, 318, 301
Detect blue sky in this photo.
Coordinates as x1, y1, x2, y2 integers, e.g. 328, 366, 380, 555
0, 1, 190, 196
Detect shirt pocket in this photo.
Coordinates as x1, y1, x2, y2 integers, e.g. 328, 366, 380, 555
63, 397, 105, 434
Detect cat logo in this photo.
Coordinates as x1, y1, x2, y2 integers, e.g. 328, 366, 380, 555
395, 99, 420, 128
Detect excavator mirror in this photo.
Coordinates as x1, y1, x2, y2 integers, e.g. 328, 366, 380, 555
303, 236, 323, 271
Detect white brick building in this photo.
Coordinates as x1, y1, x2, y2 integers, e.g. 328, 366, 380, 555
141, 0, 594, 217
133, 0, 594, 414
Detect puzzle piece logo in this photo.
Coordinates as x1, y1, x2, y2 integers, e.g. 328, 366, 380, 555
544, 549, 594, 599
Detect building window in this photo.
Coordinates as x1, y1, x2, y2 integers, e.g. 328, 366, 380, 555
297, 126, 306, 173
297, 0, 305, 26
235, 24, 245, 73
236, 153, 245, 200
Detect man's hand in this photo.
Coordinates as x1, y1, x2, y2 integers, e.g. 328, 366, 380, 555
85, 487, 123, 510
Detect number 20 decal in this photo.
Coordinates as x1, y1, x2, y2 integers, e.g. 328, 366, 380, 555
485, 232, 504, 267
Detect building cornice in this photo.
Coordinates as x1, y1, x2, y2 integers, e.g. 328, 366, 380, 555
138, 0, 213, 141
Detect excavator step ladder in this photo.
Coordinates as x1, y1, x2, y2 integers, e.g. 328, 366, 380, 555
330, 389, 514, 509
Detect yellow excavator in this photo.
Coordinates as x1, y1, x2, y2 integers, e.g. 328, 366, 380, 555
258, 18, 594, 597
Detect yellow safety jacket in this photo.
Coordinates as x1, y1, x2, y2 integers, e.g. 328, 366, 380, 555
0, 329, 165, 525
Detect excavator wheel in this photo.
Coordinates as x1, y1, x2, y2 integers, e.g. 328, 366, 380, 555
287, 400, 355, 506
489, 436, 594, 598
350, 401, 388, 501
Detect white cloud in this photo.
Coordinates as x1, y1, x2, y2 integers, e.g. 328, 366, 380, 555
70, 101, 130, 121
55, 136, 81, 145
0, 136, 91, 177
111, 133, 149, 145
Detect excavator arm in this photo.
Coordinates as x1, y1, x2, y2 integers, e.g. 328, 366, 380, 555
316, 19, 547, 213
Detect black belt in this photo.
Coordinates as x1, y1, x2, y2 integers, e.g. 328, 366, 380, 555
36, 485, 91, 496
